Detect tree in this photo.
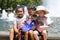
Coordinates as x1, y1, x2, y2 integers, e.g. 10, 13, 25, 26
0, 0, 42, 9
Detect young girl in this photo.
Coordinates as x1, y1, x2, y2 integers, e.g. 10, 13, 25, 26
10, 5, 28, 40
33, 6, 52, 40
22, 6, 36, 40
27, 6, 36, 40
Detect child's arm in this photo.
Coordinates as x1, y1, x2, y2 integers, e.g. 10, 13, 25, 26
39, 17, 52, 30
13, 22, 19, 34
39, 25, 50, 29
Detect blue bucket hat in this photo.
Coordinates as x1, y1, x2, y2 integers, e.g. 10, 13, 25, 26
15, 4, 24, 9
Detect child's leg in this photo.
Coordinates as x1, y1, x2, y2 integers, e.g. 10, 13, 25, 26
42, 30, 47, 40
24, 32, 28, 40
28, 30, 34, 40
18, 30, 22, 40
33, 31, 39, 40
9, 28, 14, 40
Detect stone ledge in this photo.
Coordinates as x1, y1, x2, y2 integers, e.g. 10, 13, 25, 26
0, 31, 9, 37
0, 31, 60, 40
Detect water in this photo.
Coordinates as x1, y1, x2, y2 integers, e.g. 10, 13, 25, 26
0, 17, 60, 34
0, 10, 8, 19
0, 10, 15, 31
42, 0, 60, 17
24, 6, 29, 16
47, 17, 60, 33
7, 12, 16, 21
41, 0, 60, 34
0, 19, 13, 31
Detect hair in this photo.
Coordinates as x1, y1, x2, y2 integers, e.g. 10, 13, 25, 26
15, 5, 24, 13
27, 6, 36, 11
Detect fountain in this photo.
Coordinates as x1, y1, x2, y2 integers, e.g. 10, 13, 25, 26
0, 10, 8, 19
42, 0, 60, 17
24, 6, 28, 16
7, 12, 16, 21
42, 0, 60, 34
0, 9, 16, 31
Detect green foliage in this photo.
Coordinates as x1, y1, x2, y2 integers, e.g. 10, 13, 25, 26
0, 0, 42, 9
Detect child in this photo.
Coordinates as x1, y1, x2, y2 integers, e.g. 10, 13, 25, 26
9, 5, 28, 40
22, 6, 36, 40
27, 6, 36, 40
33, 6, 52, 40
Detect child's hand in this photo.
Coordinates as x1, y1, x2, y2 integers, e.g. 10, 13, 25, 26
39, 25, 47, 28
18, 22, 24, 29
39, 26, 44, 29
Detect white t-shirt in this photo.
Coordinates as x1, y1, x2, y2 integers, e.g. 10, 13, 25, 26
13, 14, 27, 29
14, 14, 27, 24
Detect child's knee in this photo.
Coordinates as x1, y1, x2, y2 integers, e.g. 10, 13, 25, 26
33, 31, 38, 35
25, 32, 28, 35
29, 30, 33, 34
42, 30, 47, 35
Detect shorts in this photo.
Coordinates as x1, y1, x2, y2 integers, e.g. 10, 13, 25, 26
34, 29, 43, 36
34, 29, 48, 36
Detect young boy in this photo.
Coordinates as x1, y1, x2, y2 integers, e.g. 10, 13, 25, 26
9, 5, 28, 40
33, 6, 51, 40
